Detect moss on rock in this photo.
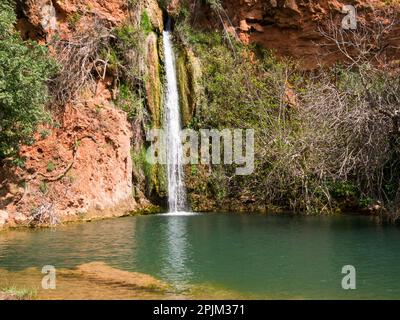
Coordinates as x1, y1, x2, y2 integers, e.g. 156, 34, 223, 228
175, 47, 202, 127
145, 31, 163, 126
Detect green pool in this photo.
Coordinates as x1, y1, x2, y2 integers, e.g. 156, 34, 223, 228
1, 213, 399, 299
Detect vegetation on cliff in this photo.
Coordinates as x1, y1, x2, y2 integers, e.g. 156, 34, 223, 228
1, 1, 165, 226
174, 1, 400, 220
1, 0, 400, 223
0, 1, 56, 162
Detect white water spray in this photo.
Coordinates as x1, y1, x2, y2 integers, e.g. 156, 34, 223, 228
163, 22, 188, 213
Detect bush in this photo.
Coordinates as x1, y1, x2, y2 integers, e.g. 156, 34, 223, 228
176, 14, 400, 216
176, 24, 306, 210
140, 11, 153, 35
0, 1, 57, 161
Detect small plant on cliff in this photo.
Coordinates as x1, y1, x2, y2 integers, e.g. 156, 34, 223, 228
40, 129, 52, 139
0, 1, 57, 161
67, 12, 82, 30
115, 83, 143, 120
46, 161, 56, 172
39, 181, 49, 194
50, 17, 112, 105
140, 11, 153, 35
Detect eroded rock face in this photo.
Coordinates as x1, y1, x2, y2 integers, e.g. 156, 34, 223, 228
167, 0, 182, 16
145, 0, 164, 31
17, 0, 164, 36
1, 0, 169, 229
1, 86, 135, 226
223, 0, 349, 68
16, 0, 129, 40
176, 47, 202, 127
145, 32, 163, 126
189, 0, 399, 69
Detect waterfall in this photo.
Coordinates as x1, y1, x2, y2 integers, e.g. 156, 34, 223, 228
163, 21, 188, 213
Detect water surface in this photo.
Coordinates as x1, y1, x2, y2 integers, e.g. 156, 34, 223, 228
1, 213, 399, 299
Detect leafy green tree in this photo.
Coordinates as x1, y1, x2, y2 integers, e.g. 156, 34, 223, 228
0, 1, 57, 161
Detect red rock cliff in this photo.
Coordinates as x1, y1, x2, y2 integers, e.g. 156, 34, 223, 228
179, 0, 400, 69
0, 0, 164, 229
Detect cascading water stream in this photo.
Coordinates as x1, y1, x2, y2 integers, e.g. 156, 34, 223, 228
163, 20, 188, 213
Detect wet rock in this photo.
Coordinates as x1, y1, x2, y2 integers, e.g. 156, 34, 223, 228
166, 0, 181, 16
176, 48, 202, 127
75, 262, 170, 292
145, 32, 162, 126
145, 0, 164, 31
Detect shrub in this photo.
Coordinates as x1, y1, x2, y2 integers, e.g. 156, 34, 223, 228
46, 161, 56, 172
176, 13, 400, 216
0, 1, 57, 160
140, 11, 153, 35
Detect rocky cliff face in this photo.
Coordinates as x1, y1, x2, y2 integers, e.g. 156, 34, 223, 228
0, 0, 165, 229
177, 0, 399, 69
1, 93, 135, 227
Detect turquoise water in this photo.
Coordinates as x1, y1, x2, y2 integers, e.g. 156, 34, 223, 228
1, 213, 400, 299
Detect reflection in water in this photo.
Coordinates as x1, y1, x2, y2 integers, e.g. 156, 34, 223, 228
160, 217, 193, 290
1, 214, 400, 299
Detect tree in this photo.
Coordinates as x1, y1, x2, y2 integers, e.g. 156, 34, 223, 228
0, 1, 57, 161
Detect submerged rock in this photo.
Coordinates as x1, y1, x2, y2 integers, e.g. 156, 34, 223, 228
74, 262, 170, 292
0, 264, 252, 299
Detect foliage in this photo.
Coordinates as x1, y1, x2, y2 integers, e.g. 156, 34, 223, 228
113, 23, 141, 50
67, 12, 82, 29
115, 83, 144, 121
140, 11, 153, 35
39, 181, 48, 194
111, 13, 162, 198
298, 64, 400, 215
50, 18, 111, 105
46, 161, 56, 172
0, 1, 57, 160
175, 11, 400, 217
177, 24, 305, 210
